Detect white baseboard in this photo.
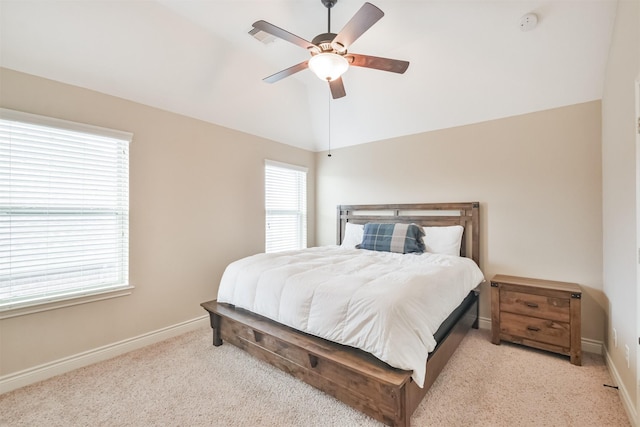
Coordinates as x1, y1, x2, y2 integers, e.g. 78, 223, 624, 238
477, 316, 604, 355
581, 337, 604, 355
604, 347, 638, 426
0, 315, 209, 394
478, 316, 492, 330
1, 314, 609, 396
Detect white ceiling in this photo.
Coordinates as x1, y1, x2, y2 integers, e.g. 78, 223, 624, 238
0, 0, 617, 151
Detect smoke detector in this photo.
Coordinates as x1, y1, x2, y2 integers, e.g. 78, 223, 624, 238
519, 13, 538, 31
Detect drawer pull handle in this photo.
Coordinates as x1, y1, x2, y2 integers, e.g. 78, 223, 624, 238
527, 326, 541, 332
253, 330, 263, 342
525, 302, 539, 308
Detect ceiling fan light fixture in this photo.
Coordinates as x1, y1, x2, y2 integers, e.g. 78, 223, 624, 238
308, 53, 349, 81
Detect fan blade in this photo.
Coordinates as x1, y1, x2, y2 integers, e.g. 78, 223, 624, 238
329, 77, 346, 99
263, 61, 309, 83
252, 20, 319, 53
332, 3, 384, 50
347, 53, 409, 74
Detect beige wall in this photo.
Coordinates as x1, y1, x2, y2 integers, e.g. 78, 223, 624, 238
315, 101, 605, 343
0, 68, 316, 376
602, 0, 640, 413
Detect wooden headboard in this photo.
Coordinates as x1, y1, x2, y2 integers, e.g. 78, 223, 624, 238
337, 202, 480, 265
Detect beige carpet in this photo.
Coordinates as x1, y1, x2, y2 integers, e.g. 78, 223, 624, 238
0, 326, 631, 427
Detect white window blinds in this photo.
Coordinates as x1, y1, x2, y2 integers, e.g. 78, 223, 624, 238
265, 161, 307, 253
0, 108, 131, 311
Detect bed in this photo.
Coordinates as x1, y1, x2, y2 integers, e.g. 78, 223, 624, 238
201, 202, 482, 426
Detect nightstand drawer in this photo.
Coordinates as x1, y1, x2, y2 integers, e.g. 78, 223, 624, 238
500, 289, 570, 323
500, 312, 570, 348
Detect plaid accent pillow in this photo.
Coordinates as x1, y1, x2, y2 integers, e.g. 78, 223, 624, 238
357, 223, 426, 254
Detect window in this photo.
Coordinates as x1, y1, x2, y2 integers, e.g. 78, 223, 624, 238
265, 160, 307, 253
0, 108, 131, 314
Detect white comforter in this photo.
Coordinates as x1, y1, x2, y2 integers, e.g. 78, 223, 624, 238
217, 246, 484, 387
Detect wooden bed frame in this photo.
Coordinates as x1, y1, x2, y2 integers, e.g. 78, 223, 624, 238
201, 202, 481, 426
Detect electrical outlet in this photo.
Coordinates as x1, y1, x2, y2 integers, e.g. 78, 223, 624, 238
614, 328, 618, 347
625, 345, 630, 368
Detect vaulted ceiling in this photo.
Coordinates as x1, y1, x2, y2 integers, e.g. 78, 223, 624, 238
0, 0, 617, 151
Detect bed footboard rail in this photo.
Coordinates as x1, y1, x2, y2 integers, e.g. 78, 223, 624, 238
201, 292, 479, 427
201, 300, 413, 426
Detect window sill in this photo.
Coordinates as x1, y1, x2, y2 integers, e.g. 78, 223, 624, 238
0, 286, 135, 320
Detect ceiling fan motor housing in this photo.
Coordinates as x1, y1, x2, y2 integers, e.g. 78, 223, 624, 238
311, 32, 345, 54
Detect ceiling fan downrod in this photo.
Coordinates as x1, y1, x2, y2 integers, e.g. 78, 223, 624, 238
321, 0, 337, 33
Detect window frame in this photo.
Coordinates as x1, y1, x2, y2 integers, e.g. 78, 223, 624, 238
0, 108, 132, 319
264, 160, 308, 253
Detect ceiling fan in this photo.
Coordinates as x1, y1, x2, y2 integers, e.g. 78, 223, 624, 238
250, 0, 409, 99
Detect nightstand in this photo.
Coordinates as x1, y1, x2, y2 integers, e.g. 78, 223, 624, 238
491, 274, 582, 365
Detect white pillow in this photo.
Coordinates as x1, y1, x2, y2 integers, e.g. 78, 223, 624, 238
340, 222, 364, 249
422, 225, 464, 256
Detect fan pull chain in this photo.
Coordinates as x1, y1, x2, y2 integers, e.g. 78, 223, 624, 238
327, 93, 332, 157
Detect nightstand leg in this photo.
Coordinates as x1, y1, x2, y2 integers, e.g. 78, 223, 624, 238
570, 352, 582, 366
491, 282, 501, 344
